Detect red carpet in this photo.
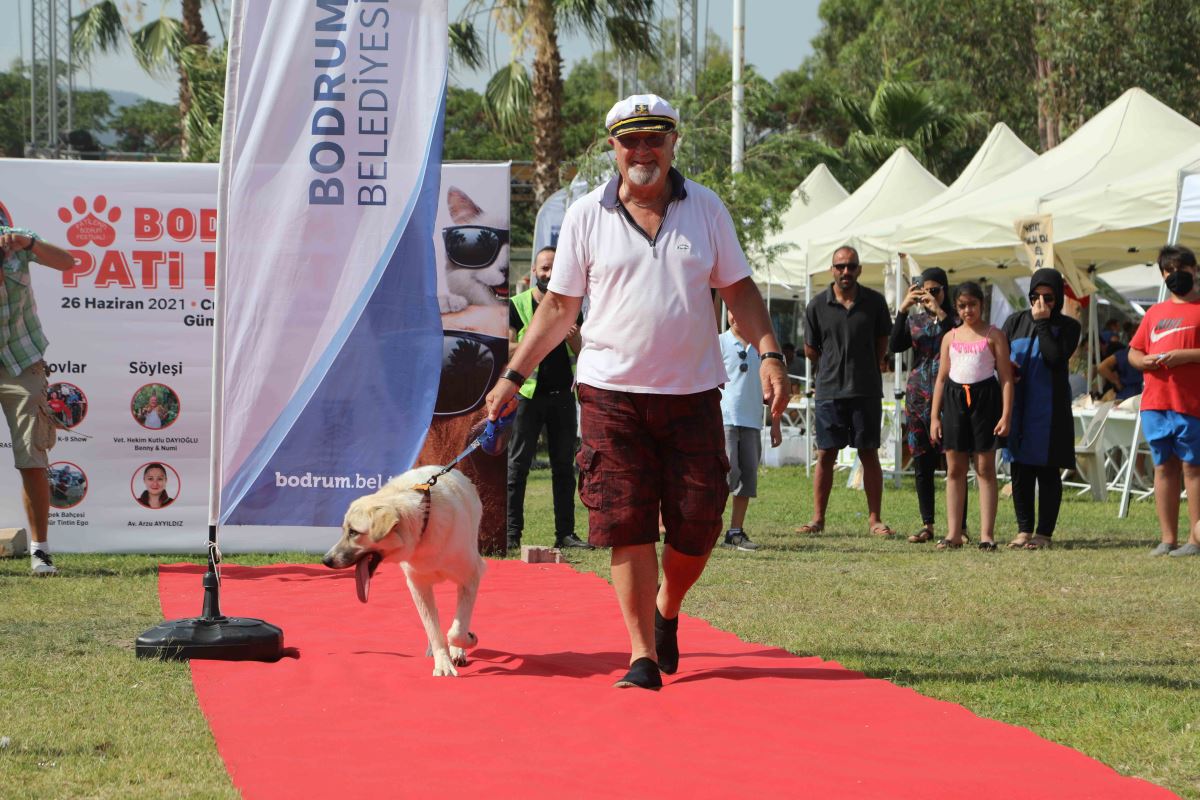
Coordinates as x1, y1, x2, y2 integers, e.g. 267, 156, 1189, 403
158, 561, 1174, 799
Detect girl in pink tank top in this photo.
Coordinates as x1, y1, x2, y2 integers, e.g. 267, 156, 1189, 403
929, 282, 1015, 551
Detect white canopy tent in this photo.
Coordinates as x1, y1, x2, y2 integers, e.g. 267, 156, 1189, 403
879, 89, 1200, 395
757, 164, 849, 287
1095, 264, 1162, 307
889, 89, 1200, 278
768, 146, 946, 287
846, 123, 1037, 275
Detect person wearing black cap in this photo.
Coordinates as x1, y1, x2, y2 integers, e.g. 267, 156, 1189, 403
1001, 268, 1081, 549
890, 267, 965, 543
484, 93, 788, 691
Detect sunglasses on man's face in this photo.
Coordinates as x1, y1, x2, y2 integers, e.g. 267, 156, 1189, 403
832, 261, 860, 272
434, 331, 507, 417
1028, 292, 1057, 304
442, 226, 510, 269
616, 132, 669, 149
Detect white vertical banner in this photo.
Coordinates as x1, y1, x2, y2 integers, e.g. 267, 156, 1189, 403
0, 159, 216, 552
217, 0, 448, 529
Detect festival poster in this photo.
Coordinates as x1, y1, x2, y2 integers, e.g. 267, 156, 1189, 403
0, 159, 217, 552
0, 155, 508, 553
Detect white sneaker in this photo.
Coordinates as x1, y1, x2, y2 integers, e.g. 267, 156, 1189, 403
1149, 542, 1177, 557
1168, 542, 1200, 557
31, 550, 58, 576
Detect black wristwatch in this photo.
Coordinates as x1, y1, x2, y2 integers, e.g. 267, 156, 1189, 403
760, 352, 786, 364
500, 367, 527, 386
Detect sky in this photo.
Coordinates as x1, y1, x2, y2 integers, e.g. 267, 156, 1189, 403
0, 0, 823, 103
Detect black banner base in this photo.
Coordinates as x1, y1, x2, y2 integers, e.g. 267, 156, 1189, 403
136, 616, 284, 662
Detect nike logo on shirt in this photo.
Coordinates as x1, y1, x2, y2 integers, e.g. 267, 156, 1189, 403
1149, 325, 1196, 343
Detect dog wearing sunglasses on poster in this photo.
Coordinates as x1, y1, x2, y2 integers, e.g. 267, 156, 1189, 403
438, 186, 510, 313
323, 464, 487, 677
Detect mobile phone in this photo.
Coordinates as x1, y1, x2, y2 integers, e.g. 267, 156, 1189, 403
911, 278, 922, 289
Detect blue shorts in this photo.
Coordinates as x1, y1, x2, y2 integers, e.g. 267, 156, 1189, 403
1141, 409, 1200, 466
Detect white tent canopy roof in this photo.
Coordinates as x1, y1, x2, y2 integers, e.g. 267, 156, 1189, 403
757, 164, 849, 285
890, 88, 1200, 274
851, 123, 1037, 268
800, 147, 946, 277
768, 147, 946, 282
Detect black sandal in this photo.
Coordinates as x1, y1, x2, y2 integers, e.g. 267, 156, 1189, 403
978, 541, 997, 551
935, 537, 963, 550
907, 524, 936, 544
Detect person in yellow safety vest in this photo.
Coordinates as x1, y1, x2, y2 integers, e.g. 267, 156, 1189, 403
506, 247, 592, 552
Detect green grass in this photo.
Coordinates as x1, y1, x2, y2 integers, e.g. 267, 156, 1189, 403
1, 467, 1197, 798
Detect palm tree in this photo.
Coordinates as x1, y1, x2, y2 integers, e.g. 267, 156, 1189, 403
73, 0, 216, 158
834, 80, 988, 184
451, 0, 657, 206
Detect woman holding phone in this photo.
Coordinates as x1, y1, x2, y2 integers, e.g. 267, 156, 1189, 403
890, 267, 962, 543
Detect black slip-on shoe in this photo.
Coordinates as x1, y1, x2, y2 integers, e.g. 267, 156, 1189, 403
613, 657, 662, 690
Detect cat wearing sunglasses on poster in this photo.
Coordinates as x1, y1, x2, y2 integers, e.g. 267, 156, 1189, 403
439, 186, 510, 313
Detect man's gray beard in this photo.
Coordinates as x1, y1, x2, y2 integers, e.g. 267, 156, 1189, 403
626, 163, 661, 186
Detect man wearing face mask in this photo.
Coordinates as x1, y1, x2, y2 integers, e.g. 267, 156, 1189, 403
506, 246, 590, 552
1129, 245, 1200, 557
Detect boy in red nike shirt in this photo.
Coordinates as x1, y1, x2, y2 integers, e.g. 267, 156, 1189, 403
1130, 245, 1200, 556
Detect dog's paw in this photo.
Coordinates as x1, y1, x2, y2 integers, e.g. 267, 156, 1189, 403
438, 293, 468, 314
431, 651, 459, 677
449, 646, 469, 667
448, 630, 478, 650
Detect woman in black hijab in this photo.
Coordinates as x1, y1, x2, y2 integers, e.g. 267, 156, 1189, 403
1001, 269, 1081, 549
890, 267, 962, 542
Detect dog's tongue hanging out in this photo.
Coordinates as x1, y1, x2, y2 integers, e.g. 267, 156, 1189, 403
355, 554, 382, 603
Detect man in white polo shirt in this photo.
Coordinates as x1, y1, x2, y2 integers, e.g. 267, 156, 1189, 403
485, 94, 788, 690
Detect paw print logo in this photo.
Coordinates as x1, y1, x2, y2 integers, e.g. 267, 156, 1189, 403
58, 195, 121, 248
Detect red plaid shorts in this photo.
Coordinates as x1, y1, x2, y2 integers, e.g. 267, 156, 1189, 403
575, 384, 730, 556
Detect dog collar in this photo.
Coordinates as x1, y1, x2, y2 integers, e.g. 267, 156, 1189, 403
412, 482, 432, 536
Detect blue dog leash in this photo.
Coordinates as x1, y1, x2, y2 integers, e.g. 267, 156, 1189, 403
413, 400, 517, 492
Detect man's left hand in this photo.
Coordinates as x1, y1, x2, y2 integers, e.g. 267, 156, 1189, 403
761, 358, 789, 419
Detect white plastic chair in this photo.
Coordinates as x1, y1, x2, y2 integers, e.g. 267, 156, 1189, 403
1070, 401, 1114, 500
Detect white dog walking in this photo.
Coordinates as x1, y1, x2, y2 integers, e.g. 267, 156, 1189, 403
323, 465, 486, 677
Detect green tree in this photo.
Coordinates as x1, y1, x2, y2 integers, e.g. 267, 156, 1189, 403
73, 0, 215, 157
443, 86, 530, 162
111, 98, 179, 153
806, 0, 1200, 153
833, 80, 987, 183
0, 63, 113, 157
0, 67, 31, 157
177, 41, 225, 162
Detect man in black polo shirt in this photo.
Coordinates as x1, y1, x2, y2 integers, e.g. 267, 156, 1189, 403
798, 245, 895, 537
507, 247, 592, 551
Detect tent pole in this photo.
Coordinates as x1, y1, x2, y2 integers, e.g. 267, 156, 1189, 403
1118, 411, 1142, 518
1089, 290, 1098, 394
892, 253, 903, 488
804, 269, 812, 478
